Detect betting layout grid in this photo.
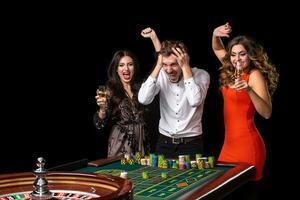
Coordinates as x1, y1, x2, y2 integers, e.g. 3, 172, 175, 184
94, 163, 226, 199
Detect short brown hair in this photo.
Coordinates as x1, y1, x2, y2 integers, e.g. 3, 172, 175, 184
160, 40, 188, 56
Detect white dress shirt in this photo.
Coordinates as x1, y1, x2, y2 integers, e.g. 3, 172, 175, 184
138, 67, 210, 138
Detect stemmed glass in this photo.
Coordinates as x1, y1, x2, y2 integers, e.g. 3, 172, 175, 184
234, 61, 243, 79
96, 85, 107, 111
233, 61, 243, 93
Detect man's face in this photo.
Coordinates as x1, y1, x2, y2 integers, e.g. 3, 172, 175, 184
162, 55, 182, 83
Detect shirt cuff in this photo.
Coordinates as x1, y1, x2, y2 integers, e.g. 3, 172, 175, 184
147, 75, 157, 84
184, 77, 195, 86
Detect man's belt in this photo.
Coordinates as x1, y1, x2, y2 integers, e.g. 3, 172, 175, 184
160, 134, 202, 144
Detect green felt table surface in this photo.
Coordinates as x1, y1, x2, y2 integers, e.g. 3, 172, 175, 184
78, 160, 232, 200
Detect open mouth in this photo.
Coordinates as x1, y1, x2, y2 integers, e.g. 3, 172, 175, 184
123, 72, 131, 80
169, 75, 178, 82
236, 61, 243, 69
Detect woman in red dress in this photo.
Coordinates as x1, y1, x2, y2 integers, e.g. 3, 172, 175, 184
212, 23, 279, 199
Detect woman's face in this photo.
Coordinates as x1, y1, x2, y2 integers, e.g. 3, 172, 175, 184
230, 44, 250, 70
117, 56, 134, 84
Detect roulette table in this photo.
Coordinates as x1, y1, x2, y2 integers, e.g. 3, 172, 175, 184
0, 156, 254, 199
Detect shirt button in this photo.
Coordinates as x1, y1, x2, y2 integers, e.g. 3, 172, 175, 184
177, 120, 179, 122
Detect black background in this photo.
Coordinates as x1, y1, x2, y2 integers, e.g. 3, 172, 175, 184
1, 2, 296, 198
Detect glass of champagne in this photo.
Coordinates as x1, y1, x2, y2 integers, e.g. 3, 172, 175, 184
96, 85, 107, 111
233, 61, 243, 92
234, 61, 243, 79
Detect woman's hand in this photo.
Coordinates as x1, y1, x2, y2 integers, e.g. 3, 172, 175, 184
213, 22, 232, 38
95, 91, 107, 119
230, 78, 251, 92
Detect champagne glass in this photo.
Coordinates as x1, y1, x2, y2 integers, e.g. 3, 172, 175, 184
233, 61, 243, 92
234, 61, 243, 79
96, 85, 107, 110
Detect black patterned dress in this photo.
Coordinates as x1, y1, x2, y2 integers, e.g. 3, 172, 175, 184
94, 94, 146, 157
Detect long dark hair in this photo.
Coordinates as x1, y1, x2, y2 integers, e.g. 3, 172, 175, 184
106, 50, 141, 115
107, 50, 140, 86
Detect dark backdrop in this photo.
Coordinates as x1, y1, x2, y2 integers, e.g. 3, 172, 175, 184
1, 3, 296, 198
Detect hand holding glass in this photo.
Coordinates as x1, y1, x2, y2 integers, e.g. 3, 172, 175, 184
96, 85, 107, 111
233, 62, 243, 91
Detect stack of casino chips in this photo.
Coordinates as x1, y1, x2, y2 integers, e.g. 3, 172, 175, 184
195, 153, 202, 161
152, 154, 158, 167
161, 160, 168, 168
202, 157, 210, 168
184, 155, 190, 162
167, 159, 173, 168
135, 152, 142, 164
149, 154, 153, 166
140, 158, 147, 165
124, 153, 131, 160
141, 155, 150, 166
208, 156, 215, 168
197, 158, 205, 170
172, 160, 178, 169
127, 158, 135, 165
120, 153, 135, 165
161, 172, 168, 179
158, 154, 165, 168
145, 156, 150, 166
142, 171, 149, 179
184, 155, 191, 169
120, 158, 126, 165
178, 155, 185, 169
191, 160, 197, 168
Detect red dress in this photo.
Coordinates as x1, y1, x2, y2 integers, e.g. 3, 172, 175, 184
218, 73, 266, 181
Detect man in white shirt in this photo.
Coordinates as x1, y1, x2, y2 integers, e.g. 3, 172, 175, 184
138, 39, 210, 158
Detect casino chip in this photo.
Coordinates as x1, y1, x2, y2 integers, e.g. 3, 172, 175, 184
120, 171, 128, 179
